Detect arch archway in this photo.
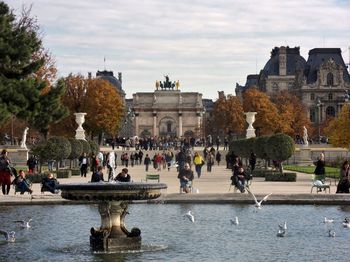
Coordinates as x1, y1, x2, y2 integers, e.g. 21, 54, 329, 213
159, 117, 177, 138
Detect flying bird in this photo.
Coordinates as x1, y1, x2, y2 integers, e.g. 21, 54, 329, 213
184, 211, 194, 223
247, 189, 272, 209
0, 229, 15, 242
14, 219, 32, 228
342, 222, 350, 228
230, 216, 239, 225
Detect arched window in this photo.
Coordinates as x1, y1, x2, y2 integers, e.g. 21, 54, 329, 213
326, 106, 335, 117
327, 73, 334, 86
328, 93, 333, 100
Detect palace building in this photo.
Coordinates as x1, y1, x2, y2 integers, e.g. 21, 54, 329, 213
236, 46, 350, 123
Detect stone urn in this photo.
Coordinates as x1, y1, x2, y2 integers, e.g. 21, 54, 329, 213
58, 182, 167, 252
244, 112, 257, 139
74, 112, 87, 140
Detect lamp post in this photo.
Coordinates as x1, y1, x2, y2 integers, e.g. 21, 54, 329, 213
316, 97, 321, 144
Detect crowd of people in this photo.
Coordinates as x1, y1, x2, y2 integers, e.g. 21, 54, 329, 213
2, 141, 350, 196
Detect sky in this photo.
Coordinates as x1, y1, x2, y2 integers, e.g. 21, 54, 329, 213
6, 0, 350, 100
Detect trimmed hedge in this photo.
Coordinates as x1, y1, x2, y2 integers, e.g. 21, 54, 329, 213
252, 169, 278, 177
26, 172, 57, 183
265, 172, 297, 182
56, 169, 72, 179
71, 169, 80, 176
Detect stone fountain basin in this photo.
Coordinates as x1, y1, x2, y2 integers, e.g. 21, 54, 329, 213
57, 182, 167, 201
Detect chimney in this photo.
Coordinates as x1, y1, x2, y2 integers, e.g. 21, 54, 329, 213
279, 46, 287, 76
118, 72, 122, 83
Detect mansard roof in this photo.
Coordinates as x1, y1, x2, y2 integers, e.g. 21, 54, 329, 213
262, 46, 306, 76
96, 70, 125, 95
305, 48, 350, 84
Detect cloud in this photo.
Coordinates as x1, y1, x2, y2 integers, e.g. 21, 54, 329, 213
6, 0, 350, 99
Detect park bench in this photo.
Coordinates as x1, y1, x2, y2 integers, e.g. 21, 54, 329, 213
145, 174, 160, 182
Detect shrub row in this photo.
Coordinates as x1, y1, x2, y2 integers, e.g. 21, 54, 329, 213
265, 172, 297, 182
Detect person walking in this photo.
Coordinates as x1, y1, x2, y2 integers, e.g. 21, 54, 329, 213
193, 152, 204, 178
144, 154, 151, 172
216, 151, 222, 166
78, 153, 89, 177
206, 151, 215, 172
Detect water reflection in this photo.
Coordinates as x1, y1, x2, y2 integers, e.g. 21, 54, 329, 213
0, 204, 349, 261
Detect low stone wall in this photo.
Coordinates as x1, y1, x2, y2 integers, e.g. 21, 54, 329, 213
0, 146, 28, 165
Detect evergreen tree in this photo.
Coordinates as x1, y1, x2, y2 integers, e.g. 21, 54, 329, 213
0, 2, 67, 137
0, 2, 44, 125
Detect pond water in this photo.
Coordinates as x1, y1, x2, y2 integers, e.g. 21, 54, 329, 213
0, 203, 349, 262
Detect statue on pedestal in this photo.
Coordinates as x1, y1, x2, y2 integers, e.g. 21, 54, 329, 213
20, 127, 29, 149
303, 126, 309, 147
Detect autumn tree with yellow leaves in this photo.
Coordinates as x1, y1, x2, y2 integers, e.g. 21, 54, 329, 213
212, 94, 245, 135
270, 90, 312, 138
83, 78, 124, 137
324, 104, 350, 149
50, 74, 124, 140
242, 87, 283, 136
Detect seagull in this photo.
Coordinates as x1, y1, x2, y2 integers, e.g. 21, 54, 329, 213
184, 211, 194, 223
328, 229, 336, 237
324, 217, 334, 223
14, 219, 32, 228
230, 216, 239, 225
276, 229, 286, 237
279, 221, 287, 231
247, 189, 272, 209
342, 222, 350, 228
0, 229, 16, 242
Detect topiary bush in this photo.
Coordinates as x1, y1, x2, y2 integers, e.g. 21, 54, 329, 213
254, 136, 269, 160
46, 137, 71, 161
68, 138, 83, 161
265, 133, 295, 173
265, 172, 297, 182
79, 139, 91, 155
89, 140, 99, 155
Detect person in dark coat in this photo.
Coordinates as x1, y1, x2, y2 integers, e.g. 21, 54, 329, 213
115, 168, 131, 182
91, 166, 105, 182
314, 153, 326, 178
336, 161, 350, 193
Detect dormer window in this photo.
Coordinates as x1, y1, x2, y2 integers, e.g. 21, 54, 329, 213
327, 72, 334, 86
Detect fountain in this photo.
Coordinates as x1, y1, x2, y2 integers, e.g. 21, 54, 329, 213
58, 182, 167, 252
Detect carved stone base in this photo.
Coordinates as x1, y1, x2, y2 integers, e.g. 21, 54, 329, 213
90, 228, 141, 251
90, 201, 142, 251
246, 128, 256, 139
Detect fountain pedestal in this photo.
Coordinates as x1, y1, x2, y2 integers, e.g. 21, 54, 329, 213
58, 182, 167, 252
90, 201, 141, 251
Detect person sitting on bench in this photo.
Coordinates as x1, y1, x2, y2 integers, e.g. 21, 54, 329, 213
42, 173, 59, 194
178, 163, 194, 193
15, 170, 33, 194
231, 166, 247, 193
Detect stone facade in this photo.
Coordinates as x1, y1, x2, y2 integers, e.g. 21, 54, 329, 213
236, 46, 350, 123
132, 89, 204, 138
